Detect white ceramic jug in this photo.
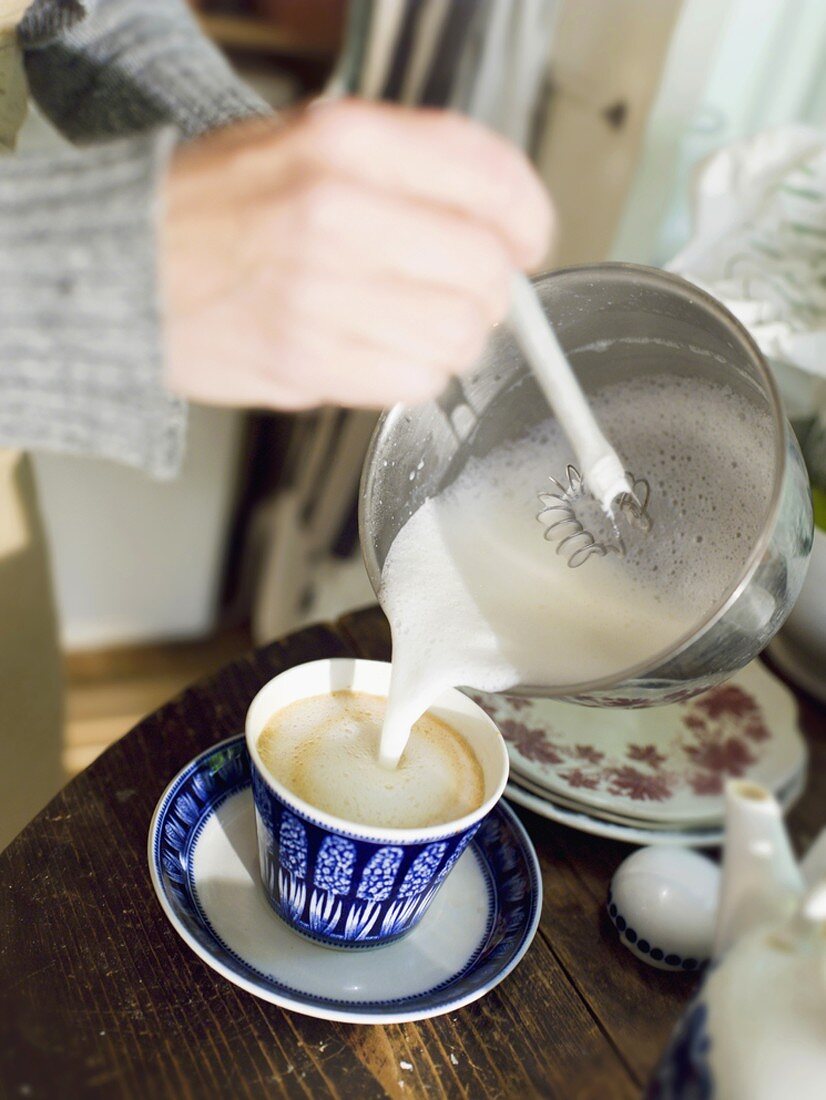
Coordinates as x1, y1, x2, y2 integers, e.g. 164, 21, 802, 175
648, 779, 826, 1099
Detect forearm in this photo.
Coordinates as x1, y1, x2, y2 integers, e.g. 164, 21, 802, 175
20, 0, 268, 142
0, 131, 185, 478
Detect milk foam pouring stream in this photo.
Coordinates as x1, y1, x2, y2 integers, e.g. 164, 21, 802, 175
377, 374, 775, 768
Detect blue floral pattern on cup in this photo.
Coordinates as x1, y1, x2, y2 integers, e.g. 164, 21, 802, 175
250, 766, 485, 948
398, 843, 447, 897
356, 847, 404, 901
278, 813, 307, 877
313, 836, 356, 895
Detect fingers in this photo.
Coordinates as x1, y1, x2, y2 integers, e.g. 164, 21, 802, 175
285, 99, 554, 269
263, 178, 513, 324
166, 310, 313, 410
250, 321, 450, 408
268, 269, 492, 368
167, 292, 450, 411
164, 99, 558, 414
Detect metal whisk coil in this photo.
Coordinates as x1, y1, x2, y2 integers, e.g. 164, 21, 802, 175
537, 466, 651, 568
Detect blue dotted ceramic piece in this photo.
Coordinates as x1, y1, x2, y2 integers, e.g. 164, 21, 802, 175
149, 735, 542, 1024
608, 890, 702, 972
608, 847, 720, 972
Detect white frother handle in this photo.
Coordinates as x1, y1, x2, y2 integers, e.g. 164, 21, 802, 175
509, 272, 632, 511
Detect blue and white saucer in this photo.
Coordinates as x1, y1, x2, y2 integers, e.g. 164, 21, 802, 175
149, 736, 542, 1024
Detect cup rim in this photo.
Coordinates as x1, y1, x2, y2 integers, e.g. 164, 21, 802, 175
359, 262, 789, 698
245, 657, 509, 843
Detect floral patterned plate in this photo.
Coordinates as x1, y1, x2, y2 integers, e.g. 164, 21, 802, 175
470, 661, 805, 826
507, 759, 806, 831
149, 736, 541, 1024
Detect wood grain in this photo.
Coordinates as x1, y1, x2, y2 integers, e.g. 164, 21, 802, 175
64, 628, 253, 777
0, 607, 823, 1099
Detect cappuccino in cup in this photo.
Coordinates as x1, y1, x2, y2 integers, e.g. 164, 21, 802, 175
257, 689, 484, 830
246, 658, 508, 947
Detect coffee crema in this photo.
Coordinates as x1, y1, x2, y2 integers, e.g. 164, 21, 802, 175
256, 690, 485, 829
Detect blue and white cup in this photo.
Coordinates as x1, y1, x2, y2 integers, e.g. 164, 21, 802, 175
246, 658, 509, 949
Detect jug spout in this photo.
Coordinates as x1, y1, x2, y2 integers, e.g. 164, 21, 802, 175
714, 779, 805, 958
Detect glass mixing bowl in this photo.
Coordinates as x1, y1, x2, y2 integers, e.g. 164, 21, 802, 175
359, 264, 813, 707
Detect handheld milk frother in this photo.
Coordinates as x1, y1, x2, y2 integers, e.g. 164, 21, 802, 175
329, 0, 645, 541
361, 263, 813, 708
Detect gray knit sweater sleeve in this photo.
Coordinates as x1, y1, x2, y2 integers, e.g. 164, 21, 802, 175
0, 0, 268, 478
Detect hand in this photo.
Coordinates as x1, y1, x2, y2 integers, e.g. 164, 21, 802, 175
163, 98, 554, 410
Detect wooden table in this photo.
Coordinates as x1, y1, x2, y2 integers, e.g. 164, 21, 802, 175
1, 606, 824, 1100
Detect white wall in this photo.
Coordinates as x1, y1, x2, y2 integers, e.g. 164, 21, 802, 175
33, 405, 244, 650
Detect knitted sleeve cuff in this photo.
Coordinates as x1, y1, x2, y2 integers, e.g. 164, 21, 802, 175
0, 127, 186, 478
21, 0, 270, 143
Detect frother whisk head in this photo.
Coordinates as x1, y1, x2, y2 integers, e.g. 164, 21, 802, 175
538, 466, 651, 568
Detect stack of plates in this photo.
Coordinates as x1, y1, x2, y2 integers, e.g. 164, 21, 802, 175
468, 661, 807, 847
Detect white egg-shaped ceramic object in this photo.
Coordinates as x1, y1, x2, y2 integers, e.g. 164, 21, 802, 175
608, 846, 720, 971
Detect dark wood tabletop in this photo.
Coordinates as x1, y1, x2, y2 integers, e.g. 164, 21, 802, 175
1, 605, 824, 1100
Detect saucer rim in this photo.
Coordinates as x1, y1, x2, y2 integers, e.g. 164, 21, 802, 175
148, 735, 543, 1025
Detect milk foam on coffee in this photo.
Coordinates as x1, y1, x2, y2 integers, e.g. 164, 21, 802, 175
257, 690, 485, 829
379, 374, 774, 764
